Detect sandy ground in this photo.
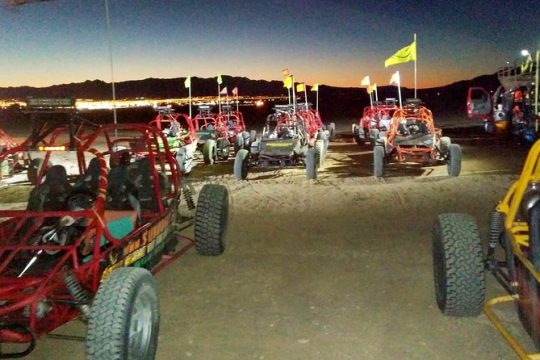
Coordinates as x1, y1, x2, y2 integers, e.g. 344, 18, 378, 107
1, 119, 534, 359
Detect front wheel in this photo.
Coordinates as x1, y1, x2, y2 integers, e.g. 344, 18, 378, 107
327, 122, 336, 140
315, 139, 326, 168
447, 143, 461, 177
373, 145, 385, 177
234, 149, 249, 180
194, 184, 229, 255
432, 213, 485, 316
305, 148, 317, 180
203, 140, 217, 165
234, 134, 244, 154
217, 138, 230, 161
439, 136, 451, 155
86, 267, 159, 360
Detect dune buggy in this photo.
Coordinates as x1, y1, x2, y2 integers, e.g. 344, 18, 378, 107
0, 127, 48, 185
233, 104, 326, 180
193, 105, 254, 165
352, 98, 398, 145
372, 100, 461, 177
432, 139, 540, 359
0, 105, 229, 359
193, 105, 230, 165
149, 106, 198, 175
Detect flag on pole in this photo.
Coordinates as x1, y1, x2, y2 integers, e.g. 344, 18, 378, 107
217, 74, 223, 84
367, 85, 373, 94
385, 39, 416, 68
372, 83, 377, 92
296, 83, 305, 92
521, 55, 533, 73
184, 76, 191, 89
389, 71, 400, 86
283, 76, 293, 89
311, 83, 319, 92
220, 87, 228, 95
282, 68, 290, 77
232, 87, 238, 96
360, 75, 370, 86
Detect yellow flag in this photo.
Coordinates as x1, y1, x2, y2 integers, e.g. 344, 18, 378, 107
283, 76, 293, 89
521, 55, 533, 73
184, 76, 191, 89
367, 85, 373, 94
217, 74, 223, 84
311, 83, 319, 92
296, 83, 305, 92
385, 40, 416, 68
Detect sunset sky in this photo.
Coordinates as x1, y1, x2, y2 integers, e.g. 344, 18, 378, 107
0, 0, 538, 89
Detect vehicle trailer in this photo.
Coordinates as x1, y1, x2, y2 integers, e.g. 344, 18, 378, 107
0, 99, 229, 359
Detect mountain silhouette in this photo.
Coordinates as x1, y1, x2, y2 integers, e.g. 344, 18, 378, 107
0, 74, 500, 121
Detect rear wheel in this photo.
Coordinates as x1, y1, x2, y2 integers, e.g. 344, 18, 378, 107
432, 213, 485, 316
203, 140, 217, 165
447, 143, 461, 176
234, 149, 249, 180
373, 145, 385, 177
86, 267, 159, 360
194, 184, 229, 255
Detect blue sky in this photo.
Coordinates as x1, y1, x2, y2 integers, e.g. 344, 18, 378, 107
0, 0, 538, 89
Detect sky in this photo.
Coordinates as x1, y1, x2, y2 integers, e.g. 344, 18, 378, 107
0, 0, 538, 90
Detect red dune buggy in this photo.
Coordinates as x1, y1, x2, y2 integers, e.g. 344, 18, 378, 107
432, 139, 540, 358
193, 105, 253, 165
193, 105, 229, 164
0, 107, 229, 359
233, 104, 326, 180
0, 127, 48, 185
372, 101, 461, 177
149, 107, 197, 175
352, 98, 398, 145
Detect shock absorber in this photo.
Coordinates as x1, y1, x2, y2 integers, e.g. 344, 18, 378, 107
182, 181, 196, 212
488, 210, 504, 252
63, 270, 91, 320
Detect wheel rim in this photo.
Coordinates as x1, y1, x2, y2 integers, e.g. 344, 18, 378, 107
128, 289, 154, 358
